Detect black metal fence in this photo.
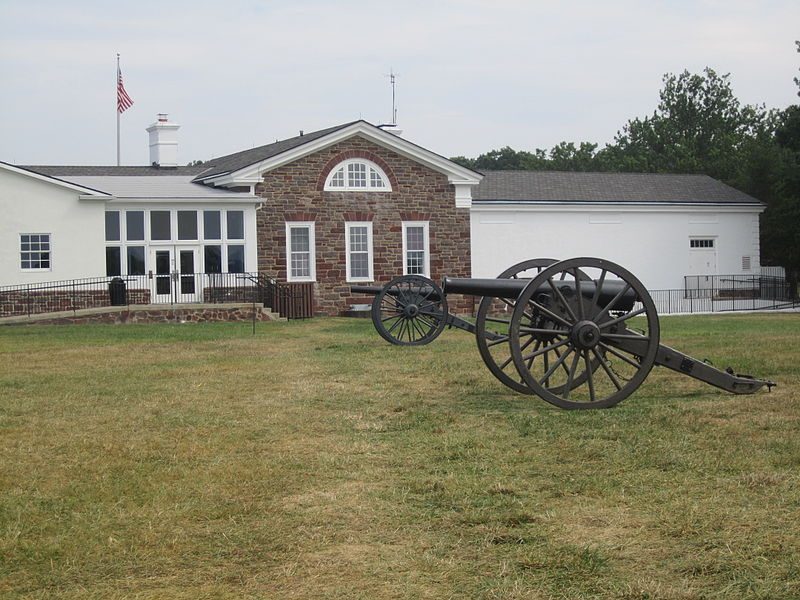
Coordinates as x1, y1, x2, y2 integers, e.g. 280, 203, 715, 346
684, 274, 792, 301
0, 272, 315, 320
2, 271, 795, 321
649, 288, 798, 315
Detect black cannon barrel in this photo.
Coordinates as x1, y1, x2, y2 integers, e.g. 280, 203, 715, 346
442, 276, 637, 311
350, 285, 384, 296
352, 277, 638, 311
351, 284, 444, 302
443, 277, 527, 300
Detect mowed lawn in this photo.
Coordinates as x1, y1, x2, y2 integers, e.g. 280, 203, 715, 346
1, 314, 799, 599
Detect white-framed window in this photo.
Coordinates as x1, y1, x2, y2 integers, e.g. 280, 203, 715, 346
690, 238, 715, 249
286, 222, 316, 281
402, 221, 429, 277
20, 233, 51, 270
104, 208, 251, 277
345, 222, 373, 282
324, 159, 391, 192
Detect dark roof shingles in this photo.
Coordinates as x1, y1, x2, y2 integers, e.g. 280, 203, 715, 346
23, 165, 208, 177
192, 122, 359, 180
473, 171, 760, 204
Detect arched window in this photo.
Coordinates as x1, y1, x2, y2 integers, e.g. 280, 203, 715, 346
324, 159, 392, 191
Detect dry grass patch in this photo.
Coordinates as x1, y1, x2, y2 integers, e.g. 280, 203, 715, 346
0, 314, 799, 598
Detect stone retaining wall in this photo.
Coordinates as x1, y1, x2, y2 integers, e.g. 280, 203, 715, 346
0, 288, 151, 318
0, 304, 282, 326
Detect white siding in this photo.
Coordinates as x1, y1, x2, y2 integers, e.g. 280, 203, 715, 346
0, 168, 105, 285
470, 204, 763, 290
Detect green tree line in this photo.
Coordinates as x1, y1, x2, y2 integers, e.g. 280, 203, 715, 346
451, 44, 800, 286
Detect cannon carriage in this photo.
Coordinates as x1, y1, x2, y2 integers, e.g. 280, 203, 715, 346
351, 257, 775, 409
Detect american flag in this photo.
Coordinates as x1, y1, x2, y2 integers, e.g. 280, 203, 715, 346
117, 67, 133, 113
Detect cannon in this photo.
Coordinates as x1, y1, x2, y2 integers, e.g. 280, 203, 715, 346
351, 257, 775, 409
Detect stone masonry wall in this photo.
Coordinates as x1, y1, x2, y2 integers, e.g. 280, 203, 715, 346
0, 288, 151, 318
2, 305, 281, 326
255, 135, 472, 316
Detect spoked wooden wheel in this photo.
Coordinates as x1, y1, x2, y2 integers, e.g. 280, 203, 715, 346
475, 258, 558, 393
371, 275, 448, 346
475, 259, 599, 395
509, 257, 660, 409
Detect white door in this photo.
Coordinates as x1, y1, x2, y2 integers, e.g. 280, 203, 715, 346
150, 247, 201, 303
687, 239, 717, 296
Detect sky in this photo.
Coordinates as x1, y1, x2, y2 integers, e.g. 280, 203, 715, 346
0, 0, 798, 166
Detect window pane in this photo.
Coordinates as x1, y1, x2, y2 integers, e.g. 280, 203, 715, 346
348, 162, 367, 187
127, 246, 145, 276
406, 251, 425, 275
204, 245, 222, 273
227, 211, 244, 239
290, 228, 309, 252
227, 245, 245, 273
105, 211, 120, 241
291, 253, 309, 278
126, 211, 145, 241
204, 211, 221, 240
350, 253, 369, 278
20, 234, 51, 269
178, 211, 198, 240
370, 168, 386, 188
330, 168, 345, 187
106, 247, 121, 276
349, 226, 368, 252
150, 211, 171, 240
406, 226, 424, 251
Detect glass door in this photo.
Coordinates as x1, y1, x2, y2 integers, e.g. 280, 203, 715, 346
177, 248, 200, 302
150, 247, 201, 303
151, 248, 173, 303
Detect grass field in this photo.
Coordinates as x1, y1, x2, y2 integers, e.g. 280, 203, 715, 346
1, 314, 799, 599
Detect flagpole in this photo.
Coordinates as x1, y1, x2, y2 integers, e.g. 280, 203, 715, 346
116, 53, 121, 166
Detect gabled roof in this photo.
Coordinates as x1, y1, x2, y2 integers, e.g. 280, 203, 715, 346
0, 161, 110, 197
194, 120, 483, 189
193, 122, 358, 182
473, 171, 762, 205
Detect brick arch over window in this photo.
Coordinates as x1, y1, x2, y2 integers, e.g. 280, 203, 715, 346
316, 150, 399, 191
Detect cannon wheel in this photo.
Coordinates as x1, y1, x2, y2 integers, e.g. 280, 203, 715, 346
508, 257, 660, 409
475, 259, 598, 395
371, 275, 448, 346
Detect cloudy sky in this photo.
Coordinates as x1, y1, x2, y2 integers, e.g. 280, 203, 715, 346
0, 0, 797, 166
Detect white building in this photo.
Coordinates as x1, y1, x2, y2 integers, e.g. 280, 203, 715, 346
470, 171, 764, 290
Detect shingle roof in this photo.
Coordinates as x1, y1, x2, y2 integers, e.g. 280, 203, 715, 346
192, 122, 359, 181
24, 165, 209, 177
473, 171, 761, 204
63, 176, 255, 199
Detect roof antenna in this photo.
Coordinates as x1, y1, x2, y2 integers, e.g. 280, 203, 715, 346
378, 69, 403, 135
387, 68, 398, 125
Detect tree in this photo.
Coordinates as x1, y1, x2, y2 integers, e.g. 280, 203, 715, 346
605, 68, 769, 181
472, 146, 548, 171
758, 44, 800, 294
547, 142, 600, 171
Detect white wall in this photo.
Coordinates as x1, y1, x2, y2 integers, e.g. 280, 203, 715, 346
0, 168, 105, 286
470, 204, 763, 290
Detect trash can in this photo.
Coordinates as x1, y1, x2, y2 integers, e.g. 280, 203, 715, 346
109, 277, 127, 306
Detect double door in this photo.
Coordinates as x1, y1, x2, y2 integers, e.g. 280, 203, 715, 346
151, 246, 201, 303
